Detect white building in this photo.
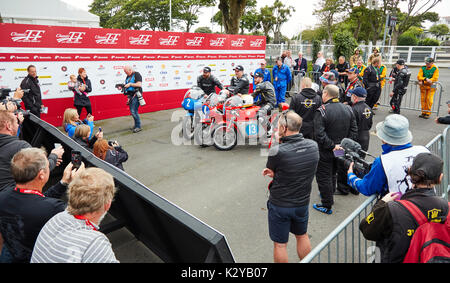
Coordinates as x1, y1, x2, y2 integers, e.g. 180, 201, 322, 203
0, 0, 99, 27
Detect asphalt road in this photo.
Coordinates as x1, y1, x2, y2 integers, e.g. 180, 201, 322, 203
97, 66, 450, 263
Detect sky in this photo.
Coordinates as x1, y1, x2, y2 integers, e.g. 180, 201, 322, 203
62, 0, 449, 38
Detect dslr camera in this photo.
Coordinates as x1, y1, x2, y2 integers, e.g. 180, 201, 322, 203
334, 138, 373, 178
1, 88, 31, 118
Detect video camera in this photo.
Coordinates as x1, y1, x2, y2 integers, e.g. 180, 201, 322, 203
334, 138, 373, 178
1, 88, 31, 118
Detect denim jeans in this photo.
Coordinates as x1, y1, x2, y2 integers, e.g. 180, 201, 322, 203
129, 95, 141, 129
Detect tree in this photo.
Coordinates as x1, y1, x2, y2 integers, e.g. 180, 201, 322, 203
313, 0, 346, 43
194, 26, 213, 33
333, 30, 358, 61
239, 0, 260, 34
271, 0, 295, 44
258, 5, 276, 42
429, 24, 450, 39
176, 0, 216, 32
218, 0, 247, 34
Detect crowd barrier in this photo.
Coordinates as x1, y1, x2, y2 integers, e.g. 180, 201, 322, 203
300, 127, 450, 263
21, 114, 235, 263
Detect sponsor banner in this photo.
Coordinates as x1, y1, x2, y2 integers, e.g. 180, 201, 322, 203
0, 23, 266, 50
0, 23, 264, 126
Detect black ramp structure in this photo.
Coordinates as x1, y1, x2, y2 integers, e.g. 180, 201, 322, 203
21, 114, 235, 263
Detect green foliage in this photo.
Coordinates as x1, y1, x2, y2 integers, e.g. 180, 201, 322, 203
418, 38, 440, 46
429, 24, 450, 39
332, 30, 357, 62
194, 27, 213, 33
397, 32, 418, 46
312, 40, 321, 63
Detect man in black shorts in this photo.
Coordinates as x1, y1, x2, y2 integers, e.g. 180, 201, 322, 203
262, 111, 319, 262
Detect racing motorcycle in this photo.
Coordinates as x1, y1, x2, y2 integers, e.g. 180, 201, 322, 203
195, 93, 289, 151
181, 87, 207, 139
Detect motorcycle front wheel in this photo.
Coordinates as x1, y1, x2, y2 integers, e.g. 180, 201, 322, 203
212, 125, 237, 151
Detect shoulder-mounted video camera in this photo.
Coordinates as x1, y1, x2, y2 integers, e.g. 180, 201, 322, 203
334, 138, 373, 178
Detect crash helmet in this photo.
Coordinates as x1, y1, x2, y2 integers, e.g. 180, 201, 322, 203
186, 86, 204, 100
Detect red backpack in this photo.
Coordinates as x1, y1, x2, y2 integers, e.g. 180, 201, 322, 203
399, 200, 450, 263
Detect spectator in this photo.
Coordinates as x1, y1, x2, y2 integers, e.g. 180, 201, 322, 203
313, 85, 358, 214
342, 67, 364, 105
318, 71, 344, 100
31, 167, 119, 263
293, 52, 308, 93
368, 47, 382, 65
62, 108, 94, 139
372, 59, 388, 111
272, 57, 292, 107
320, 58, 335, 74
0, 148, 84, 262
314, 51, 326, 70
73, 124, 102, 152
251, 60, 271, 84
335, 56, 350, 88
289, 77, 322, 139
363, 57, 382, 110
123, 65, 143, 133
353, 59, 366, 82
93, 139, 128, 171
349, 48, 362, 67
20, 65, 43, 118
74, 68, 93, 118
0, 111, 63, 191
435, 100, 450, 124
359, 153, 448, 263
348, 114, 429, 197
263, 111, 319, 262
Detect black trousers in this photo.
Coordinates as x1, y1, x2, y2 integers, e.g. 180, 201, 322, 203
75, 104, 92, 118
366, 87, 381, 109
390, 89, 405, 114
315, 149, 351, 208
356, 130, 370, 159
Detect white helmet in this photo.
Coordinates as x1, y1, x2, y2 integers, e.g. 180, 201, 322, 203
187, 86, 204, 100
241, 95, 254, 108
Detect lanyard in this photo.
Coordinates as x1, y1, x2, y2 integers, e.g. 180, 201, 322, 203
14, 187, 44, 197
74, 215, 98, 231
346, 79, 358, 93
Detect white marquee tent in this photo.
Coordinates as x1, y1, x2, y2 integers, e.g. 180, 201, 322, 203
0, 0, 99, 27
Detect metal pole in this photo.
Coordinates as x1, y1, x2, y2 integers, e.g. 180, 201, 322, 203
169, 0, 172, 31
382, 14, 390, 53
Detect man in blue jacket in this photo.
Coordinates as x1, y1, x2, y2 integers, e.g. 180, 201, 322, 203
252, 60, 272, 84
272, 57, 292, 107
347, 114, 429, 197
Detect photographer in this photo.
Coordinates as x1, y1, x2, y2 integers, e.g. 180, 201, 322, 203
347, 114, 429, 197
123, 66, 143, 133
0, 111, 64, 191
359, 153, 448, 263
313, 85, 358, 214
93, 139, 128, 171
20, 65, 43, 118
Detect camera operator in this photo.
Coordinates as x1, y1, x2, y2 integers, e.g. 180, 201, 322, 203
347, 114, 429, 197
313, 85, 358, 214
0, 111, 64, 191
20, 65, 44, 118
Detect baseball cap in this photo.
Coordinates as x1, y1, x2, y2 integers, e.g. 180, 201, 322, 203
348, 87, 367, 97
425, 57, 434, 63
347, 67, 358, 73
409, 152, 443, 183
234, 65, 244, 71
254, 71, 264, 78
396, 59, 405, 66
203, 67, 211, 73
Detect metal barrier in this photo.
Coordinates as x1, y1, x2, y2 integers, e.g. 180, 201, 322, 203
20, 114, 235, 263
378, 79, 444, 116
300, 127, 450, 263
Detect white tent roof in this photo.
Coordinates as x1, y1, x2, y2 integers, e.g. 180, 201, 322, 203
0, 0, 99, 27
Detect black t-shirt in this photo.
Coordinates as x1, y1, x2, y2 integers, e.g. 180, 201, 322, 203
125, 72, 143, 94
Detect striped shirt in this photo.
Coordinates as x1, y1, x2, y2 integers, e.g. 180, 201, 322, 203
31, 210, 119, 263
